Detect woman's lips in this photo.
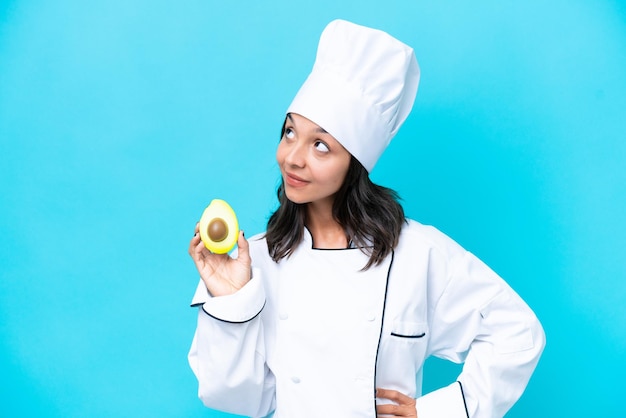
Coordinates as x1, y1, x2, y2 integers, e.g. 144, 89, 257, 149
285, 172, 309, 187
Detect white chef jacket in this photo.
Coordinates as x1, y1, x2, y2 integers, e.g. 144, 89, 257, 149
188, 220, 545, 418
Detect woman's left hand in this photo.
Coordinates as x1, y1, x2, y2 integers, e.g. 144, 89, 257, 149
375, 388, 417, 417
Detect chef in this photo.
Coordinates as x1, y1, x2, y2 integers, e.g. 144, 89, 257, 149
188, 19, 545, 418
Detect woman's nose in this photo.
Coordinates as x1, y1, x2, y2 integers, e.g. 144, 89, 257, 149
285, 142, 306, 167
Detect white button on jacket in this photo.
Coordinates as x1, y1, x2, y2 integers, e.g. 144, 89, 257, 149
188, 220, 545, 418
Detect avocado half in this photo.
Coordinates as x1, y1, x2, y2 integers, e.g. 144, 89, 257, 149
199, 199, 239, 254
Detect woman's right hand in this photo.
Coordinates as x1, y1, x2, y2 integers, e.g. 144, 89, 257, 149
188, 223, 252, 297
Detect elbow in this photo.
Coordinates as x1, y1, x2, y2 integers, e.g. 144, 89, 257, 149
531, 314, 546, 363
513, 313, 546, 377
196, 383, 232, 412
195, 377, 215, 408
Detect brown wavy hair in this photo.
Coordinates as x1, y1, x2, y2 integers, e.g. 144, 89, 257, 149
265, 117, 406, 270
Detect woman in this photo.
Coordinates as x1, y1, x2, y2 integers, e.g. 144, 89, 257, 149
188, 20, 545, 418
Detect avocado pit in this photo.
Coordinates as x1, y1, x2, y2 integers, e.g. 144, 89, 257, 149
207, 218, 229, 242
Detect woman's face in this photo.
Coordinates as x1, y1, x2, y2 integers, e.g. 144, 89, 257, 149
276, 113, 352, 206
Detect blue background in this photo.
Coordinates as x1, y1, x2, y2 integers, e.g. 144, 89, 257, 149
1, 0, 625, 416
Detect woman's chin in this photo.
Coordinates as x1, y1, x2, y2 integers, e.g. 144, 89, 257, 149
286, 196, 309, 205
284, 190, 310, 205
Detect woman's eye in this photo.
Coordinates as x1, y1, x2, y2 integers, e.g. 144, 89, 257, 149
284, 128, 295, 139
314, 141, 329, 153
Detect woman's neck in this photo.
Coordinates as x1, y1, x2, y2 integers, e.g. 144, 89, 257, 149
305, 199, 348, 249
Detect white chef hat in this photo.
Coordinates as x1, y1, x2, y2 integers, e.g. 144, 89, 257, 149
287, 19, 420, 172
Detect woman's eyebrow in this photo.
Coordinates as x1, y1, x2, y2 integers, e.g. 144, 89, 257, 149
286, 113, 327, 134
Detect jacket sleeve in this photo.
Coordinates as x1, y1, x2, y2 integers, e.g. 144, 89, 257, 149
187, 269, 276, 418
417, 248, 546, 418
